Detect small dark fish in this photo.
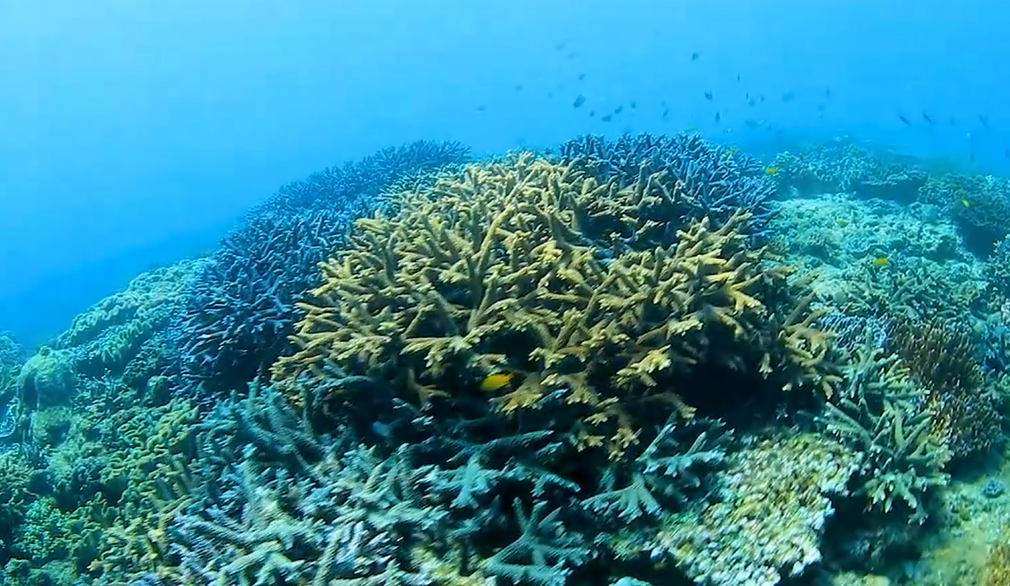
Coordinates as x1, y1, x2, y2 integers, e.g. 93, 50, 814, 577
573, 95, 586, 108
601, 114, 613, 122
759, 95, 766, 103
476, 104, 486, 112
577, 73, 586, 81
714, 112, 721, 123
567, 52, 578, 60
782, 91, 795, 102
824, 88, 831, 99
704, 91, 713, 100
614, 105, 624, 114
736, 73, 741, 81
547, 91, 554, 98
514, 84, 523, 92
744, 119, 760, 129
589, 110, 595, 117
621, 126, 632, 134
897, 114, 911, 125
817, 103, 825, 113
630, 101, 637, 109
661, 100, 668, 107
662, 108, 670, 118
555, 42, 566, 51
950, 116, 957, 126
979, 114, 991, 130
748, 98, 757, 107
691, 52, 700, 61
922, 113, 934, 124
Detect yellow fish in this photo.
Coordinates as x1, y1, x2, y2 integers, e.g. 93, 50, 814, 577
726, 146, 739, 155
871, 256, 890, 267
961, 198, 970, 207
765, 166, 779, 176
479, 372, 515, 392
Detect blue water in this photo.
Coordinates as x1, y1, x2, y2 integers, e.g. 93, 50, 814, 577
5, 3, 1010, 585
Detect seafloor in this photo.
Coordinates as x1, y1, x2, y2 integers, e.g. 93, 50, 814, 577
2, 134, 1010, 586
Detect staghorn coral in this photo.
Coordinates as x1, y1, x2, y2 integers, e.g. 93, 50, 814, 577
555, 132, 775, 237
887, 317, 1003, 459
581, 416, 731, 523
272, 154, 837, 459
823, 345, 949, 522
176, 141, 471, 397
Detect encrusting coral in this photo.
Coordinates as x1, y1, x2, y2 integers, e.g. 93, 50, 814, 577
272, 153, 838, 460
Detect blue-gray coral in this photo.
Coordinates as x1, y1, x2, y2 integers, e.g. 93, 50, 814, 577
176, 140, 472, 395
555, 132, 776, 237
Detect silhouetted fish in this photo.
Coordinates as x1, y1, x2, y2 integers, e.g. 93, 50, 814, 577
515, 84, 523, 92
602, 114, 613, 122
704, 91, 713, 100
897, 114, 911, 125
578, 73, 586, 81
614, 105, 624, 114
589, 110, 596, 117
662, 108, 670, 118
691, 52, 700, 61
714, 112, 721, 122
630, 101, 637, 109
980, 114, 991, 130
573, 95, 586, 108
736, 73, 741, 81
824, 88, 831, 99
923, 113, 934, 124
782, 91, 795, 102
476, 104, 486, 112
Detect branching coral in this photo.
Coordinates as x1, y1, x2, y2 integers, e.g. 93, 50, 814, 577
556, 133, 775, 237
176, 141, 472, 397
273, 154, 837, 459
823, 346, 949, 522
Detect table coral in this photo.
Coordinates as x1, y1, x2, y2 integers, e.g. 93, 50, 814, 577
273, 154, 837, 459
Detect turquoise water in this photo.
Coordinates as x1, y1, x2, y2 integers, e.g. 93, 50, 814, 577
4, 2, 1010, 585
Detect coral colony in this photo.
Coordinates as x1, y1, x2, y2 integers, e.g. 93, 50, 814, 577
3, 134, 1010, 586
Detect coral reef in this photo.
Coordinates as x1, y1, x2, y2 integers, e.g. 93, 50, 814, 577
9, 134, 1010, 586
272, 153, 836, 458
770, 142, 928, 203
919, 173, 1010, 254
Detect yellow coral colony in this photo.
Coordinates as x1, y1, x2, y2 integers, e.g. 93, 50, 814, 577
272, 153, 836, 458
